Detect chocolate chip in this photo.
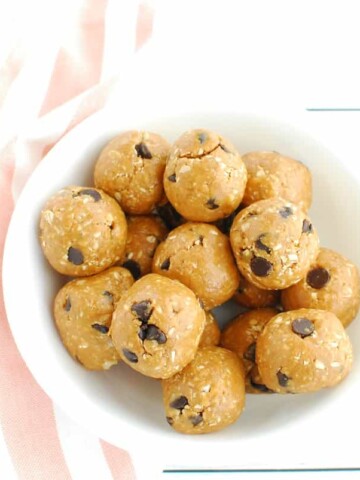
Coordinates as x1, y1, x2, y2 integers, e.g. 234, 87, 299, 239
103, 291, 113, 301
277, 370, 290, 387
306, 267, 330, 289
219, 143, 231, 153
243, 342, 256, 362
78, 189, 101, 202
166, 416, 174, 425
250, 378, 272, 393
198, 132, 207, 144
160, 258, 170, 270
206, 198, 219, 210
168, 173, 177, 182
291, 317, 315, 338
189, 413, 203, 426
131, 300, 153, 322
139, 324, 167, 344
122, 259, 141, 280
122, 348, 138, 363
255, 234, 271, 255
64, 297, 71, 312
135, 142, 152, 159
279, 206, 293, 218
156, 203, 183, 230
67, 247, 84, 265
91, 323, 109, 334
302, 219, 313, 234
170, 396, 189, 410
250, 256, 273, 277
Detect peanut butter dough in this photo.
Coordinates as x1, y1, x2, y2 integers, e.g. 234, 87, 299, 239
233, 273, 279, 308
199, 312, 221, 347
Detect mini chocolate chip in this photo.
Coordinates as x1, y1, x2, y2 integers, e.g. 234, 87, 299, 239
67, 247, 84, 265
78, 189, 101, 202
250, 378, 272, 393
160, 258, 170, 270
206, 198, 219, 210
170, 396, 189, 410
64, 297, 71, 312
135, 142, 152, 159
138, 324, 147, 341
189, 413, 203, 426
122, 348, 138, 363
142, 324, 167, 344
250, 256, 273, 277
302, 219, 313, 234
168, 173, 177, 182
219, 143, 231, 153
306, 267, 330, 289
92, 323, 109, 334
122, 259, 141, 280
243, 342, 256, 362
166, 416, 174, 425
156, 203, 183, 230
277, 370, 290, 387
292, 317, 315, 338
103, 290, 113, 301
198, 133, 207, 144
131, 300, 153, 322
279, 206, 293, 218
255, 234, 272, 255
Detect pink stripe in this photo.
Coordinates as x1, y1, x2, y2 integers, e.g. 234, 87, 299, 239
0, 45, 26, 106
0, 141, 72, 480
101, 440, 135, 480
39, 0, 108, 117
136, 3, 154, 50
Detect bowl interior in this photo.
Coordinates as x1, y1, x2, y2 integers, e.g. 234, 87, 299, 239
3, 111, 360, 467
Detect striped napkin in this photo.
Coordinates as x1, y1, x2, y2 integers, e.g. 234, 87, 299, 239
0, 2, 153, 479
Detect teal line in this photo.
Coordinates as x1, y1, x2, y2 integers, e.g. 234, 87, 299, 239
306, 108, 360, 111
163, 467, 360, 473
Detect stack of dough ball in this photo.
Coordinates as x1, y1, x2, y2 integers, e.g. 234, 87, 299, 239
111, 274, 206, 379
242, 151, 312, 211
281, 248, 360, 327
256, 309, 353, 393
152, 222, 240, 309
40, 186, 127, 276
54, 267, 133, 370
121, 215, 168, 280
230, 198, 319, 290
164, 129, 247, 222
220, 308, 278, 393
162, 346, 245, 434
94, 130, 170, 214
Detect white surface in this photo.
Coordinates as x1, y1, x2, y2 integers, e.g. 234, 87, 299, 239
3, 108, 360, 478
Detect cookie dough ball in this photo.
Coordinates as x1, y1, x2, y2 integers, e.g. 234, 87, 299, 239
233, 274, 279, 308
199, 312, 221, 347
54, 267, 134, 370
256, 309, 353, 394
162, 346, 245, 434
220, 308, 278, 373
242, 151, 312, 211
94, 130, 170, 215
40, 186, 127, 276
122, 216, 168, 280
281, 248, 360, 328
230, 198, 319, 290
111, 274, 206, 379
164, 129, 247, 222
152, 223, 240, 309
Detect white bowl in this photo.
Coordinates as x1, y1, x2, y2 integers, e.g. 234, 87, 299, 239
3, 110, 360, 479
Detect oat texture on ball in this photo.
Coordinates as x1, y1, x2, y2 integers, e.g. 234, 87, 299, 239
94, 130, 170, 214
54, 267, 134, 370
152, 222, 240, 309
111, 274, 206, 379
164, 129, 247, 222
40, 186, 127, 276
281, 248, 360, 327
256, 309, 353, 393
230, 198, 319, 289
162, 346, 245, 434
